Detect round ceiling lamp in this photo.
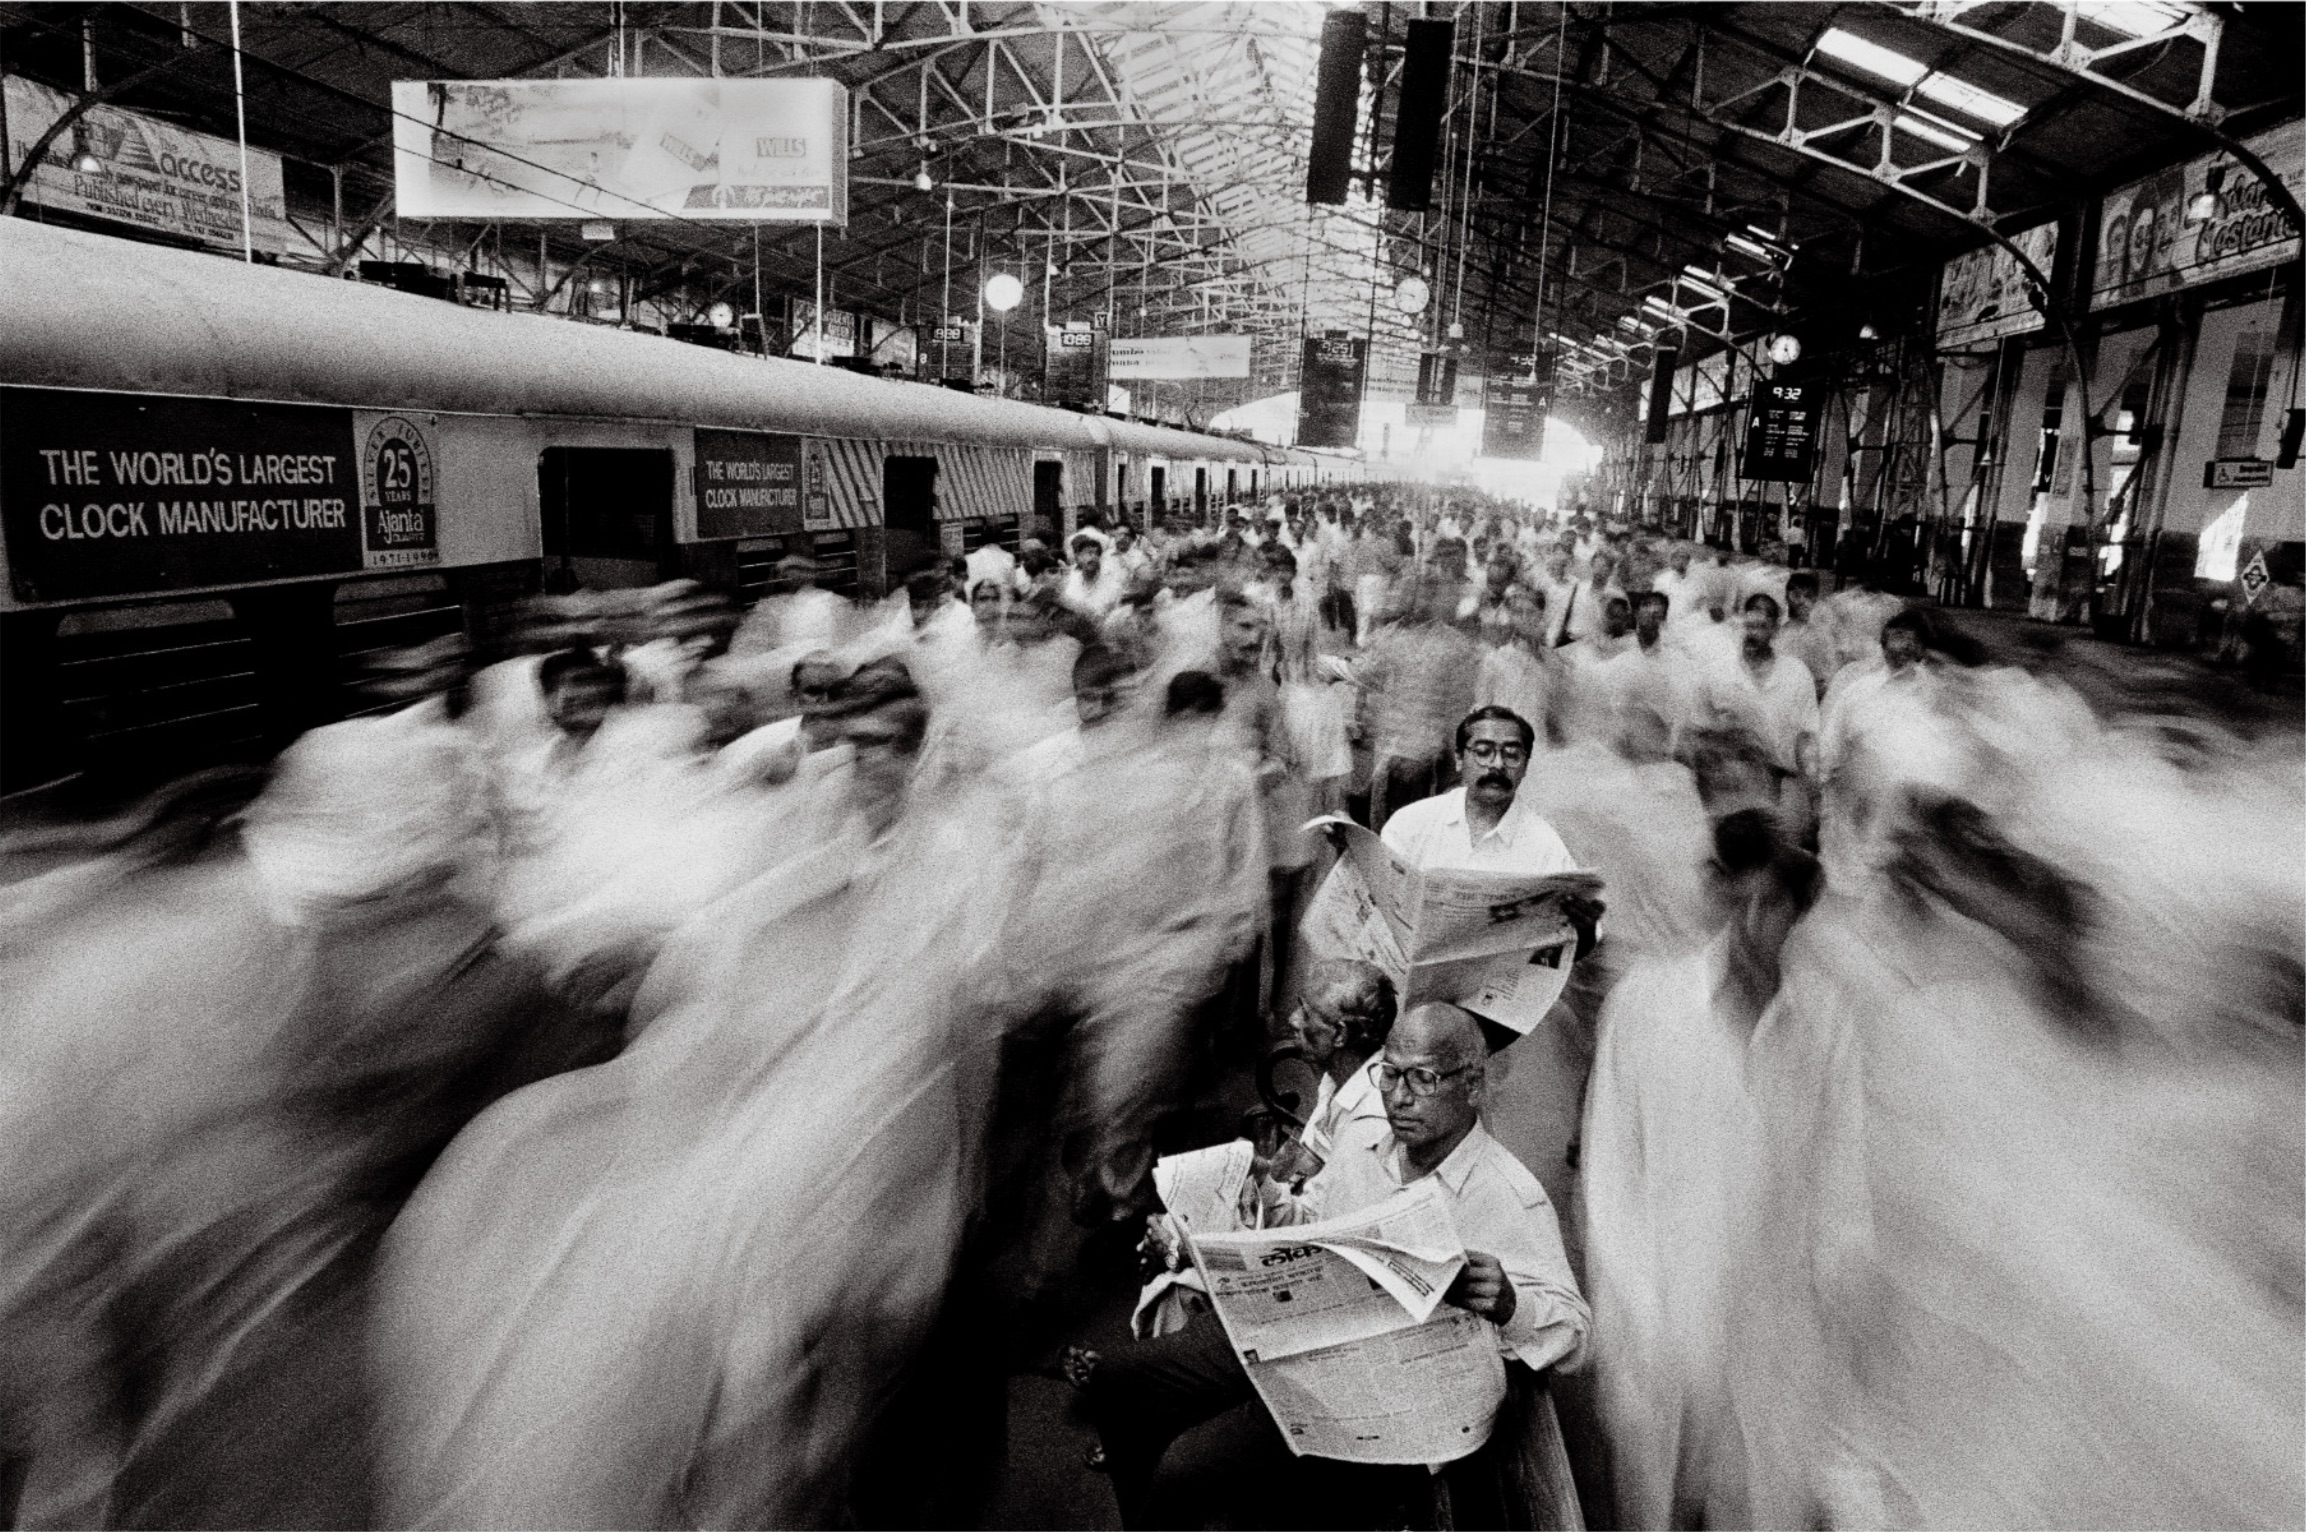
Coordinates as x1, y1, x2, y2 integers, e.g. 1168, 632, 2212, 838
1393, 274, 1431, 315
983, 273, 1025, 313
914, 164, 934, 193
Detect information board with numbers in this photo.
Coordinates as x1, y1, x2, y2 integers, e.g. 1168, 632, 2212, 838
1739, 380, 1823, 483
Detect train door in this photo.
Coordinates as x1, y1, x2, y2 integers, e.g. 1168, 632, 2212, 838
1033, 460, 1063, 540
1227, 467, 1238, 504
1194, 467, 1208, 517
538, 447, 676, 589
882, 455, 939, 580
1148, 465, 1166, 526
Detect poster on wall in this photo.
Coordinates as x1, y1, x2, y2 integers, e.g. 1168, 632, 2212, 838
693, 428, 805, 539
2092, 125, 2306, 308
3, 76, 289, 255
1296, 334, 1367, 450
352, 412, 441, 570
868, 319, 918, 375
789, 302, 858, 359
1935, 222, 2058, 349
393, 78, 849, 223
0, 387, 362, 603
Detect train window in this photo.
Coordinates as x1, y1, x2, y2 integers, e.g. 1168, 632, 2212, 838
538, 448, 675, 567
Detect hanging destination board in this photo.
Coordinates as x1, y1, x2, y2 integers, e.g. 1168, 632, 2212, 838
1297, 334, 1367, 450
1481, 351, 1550, 460
1738, 380, 1824, 483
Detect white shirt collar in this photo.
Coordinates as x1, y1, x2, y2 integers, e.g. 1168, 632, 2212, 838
1370, 1120, 1493, 1197
1437, 786, 1529, 849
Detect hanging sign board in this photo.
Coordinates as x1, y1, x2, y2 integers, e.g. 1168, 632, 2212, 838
1738, 380, 1824, 483
1044, 324, 1105, 406
2, 76, 290, 255
1407, 403, 1458, 427
2092, 125, 2306, 309
1481, 352, 1550, 460
693, 428, 806, 539
1296, 335, 1367, 450
1108, 335, 1252, 380
788, 302, 858, 359
392, 78, 850, 224
1936, 222, 2058, 348
0, 387, 361, 603
2239, 549, 2271, 602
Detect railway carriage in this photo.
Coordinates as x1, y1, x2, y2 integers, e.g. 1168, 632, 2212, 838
0, 218, 1319, 797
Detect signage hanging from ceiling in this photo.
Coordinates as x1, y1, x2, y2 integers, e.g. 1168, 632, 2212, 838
1296, 334, 1367, 450
391, 78, 850, 224
1106, 335, 1253, 380
1480, 351, 1551, 460
2090, 124, 2305, 309
1044, 324, 1107, 406
2, 75, 289, 255
1738, 380, 1825, 483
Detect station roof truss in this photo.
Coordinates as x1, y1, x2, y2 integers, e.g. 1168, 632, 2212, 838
3, 2, 2299, 404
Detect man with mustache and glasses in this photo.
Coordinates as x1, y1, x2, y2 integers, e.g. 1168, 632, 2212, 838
1378, 705, 1579, 878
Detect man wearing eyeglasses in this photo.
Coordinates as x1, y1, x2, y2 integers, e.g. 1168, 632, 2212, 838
1378, 705, 1579, 877
1074, 1003, 1588, 1529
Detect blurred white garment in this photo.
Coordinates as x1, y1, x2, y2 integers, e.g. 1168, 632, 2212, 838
1701, 653, 1818, 773
1474, 643, 1555, 744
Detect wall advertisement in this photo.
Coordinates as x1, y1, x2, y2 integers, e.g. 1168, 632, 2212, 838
392, 78, 849, 224
3, 75, 289, 255
2092, 125, 2306, 309
352, 412, 441, 569
789, 302, 858, 359
1936, 222, 2059, 349
1, 387, 363, 603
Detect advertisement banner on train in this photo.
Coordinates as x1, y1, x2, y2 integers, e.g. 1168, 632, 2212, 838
1107, 335, 1253, 380
1935, 222, 2057, 349
2091, 125, 2306, 309
1296, 336, 1367, 450
693, 428, 806, 539
392, 78, 849, 224
352, 413, 442, 570
0, 388, 363, 603
3, 76, 289, 255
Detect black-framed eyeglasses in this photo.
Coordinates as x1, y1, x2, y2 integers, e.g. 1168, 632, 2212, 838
1461, 740, 1528, 764
1369, 1059, 1477, 1098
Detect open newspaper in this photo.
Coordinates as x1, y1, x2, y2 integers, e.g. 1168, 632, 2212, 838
1152, 1141, 1508, 1465
1298, 814, 1602, 1038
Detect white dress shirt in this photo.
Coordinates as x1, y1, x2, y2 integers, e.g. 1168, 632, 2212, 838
1292, 1121, 1591, 1370
1301, 1061, 1388, 1162
1702, 650, 1819, 773
1380, 786, 1580, 876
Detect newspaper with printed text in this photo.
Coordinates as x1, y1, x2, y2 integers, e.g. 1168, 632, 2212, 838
1152, 1151, 1509, 1465
1298, 814, 1603, 1036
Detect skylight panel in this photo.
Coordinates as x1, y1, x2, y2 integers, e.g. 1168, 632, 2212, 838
2079, 1, 2193, 39
1914, 71, 2027, 128
1895, 109, 1979, 153
1816, 27, 1927, 86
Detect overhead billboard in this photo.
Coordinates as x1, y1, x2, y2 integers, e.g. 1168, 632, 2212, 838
1481, 350, 1550, 460
1936, 222, 2057, 349
3, 75, 288, 254
391, 78, 849, 223
1107, 335, 1253, 380
2091, 124, 2305, 309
